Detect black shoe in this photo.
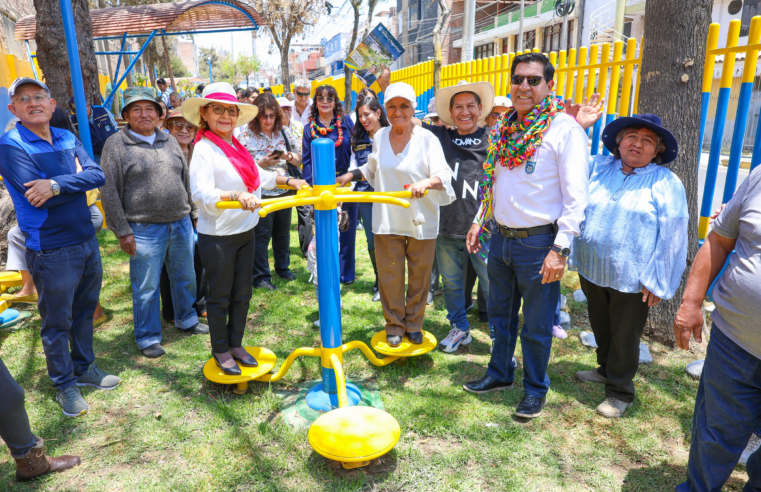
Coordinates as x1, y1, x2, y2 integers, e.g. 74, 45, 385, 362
408, 332, 423, 344
372, 282, 379, 293
278, 271, 297, 281
254, 280, 277, 291
372, 291, 381, 302
479, 312, 489, 323
141, 343, 165, 359
180, 323, 209, 335
387, 335, 402, 347
212, 353, 242, 376
427, 291, 434, 305
342, 279, 354, 285
231, 349, 258, 367
463, 375, 514, 394
514, 394, 546, 419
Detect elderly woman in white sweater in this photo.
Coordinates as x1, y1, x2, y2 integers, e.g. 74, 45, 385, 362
184, 83, 305, 375
338, 82, 455, 347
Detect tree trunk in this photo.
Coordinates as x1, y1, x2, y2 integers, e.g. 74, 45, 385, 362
280, 38, 291, 94
638, 0, 712, 344
160, 36, 176, 91
433, 0, 451, 92
33, 0, 100, 105
344, 0, 361, 112
122, 53, 134, 87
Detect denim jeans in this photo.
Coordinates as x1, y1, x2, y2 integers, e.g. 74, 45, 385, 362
436, 235, 492, 334
676, 326, 761, 492
26, 235, 101, 389
358, 202, 375, 250
486, 231, 558, 398
129, 216, 198, 350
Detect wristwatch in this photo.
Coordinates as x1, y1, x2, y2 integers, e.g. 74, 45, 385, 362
50, 180, 60, 196
551, 244, 570, 258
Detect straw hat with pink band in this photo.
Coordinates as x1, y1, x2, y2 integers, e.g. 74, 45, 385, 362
182, 82, 261, 192
181, 82, 258, 128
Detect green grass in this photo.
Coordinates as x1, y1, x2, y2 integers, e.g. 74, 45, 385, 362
0, 211, 752, 491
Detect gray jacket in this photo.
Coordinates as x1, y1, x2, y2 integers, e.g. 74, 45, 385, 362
100, 126, 198, 238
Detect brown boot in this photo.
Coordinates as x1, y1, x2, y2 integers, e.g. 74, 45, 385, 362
13, 437, 81, 482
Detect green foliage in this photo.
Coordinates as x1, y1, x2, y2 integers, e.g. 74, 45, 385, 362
157, 52, 190, 79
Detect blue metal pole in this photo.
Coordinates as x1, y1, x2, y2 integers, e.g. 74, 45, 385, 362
208, 58, 213, 83
106, 33, 128, 105
699, 87, 732, 223
103, 30, 158, 111
94, 27, 258, 42
722, 82, 753, 204
59, 0, 93, 159
25, 41, 39, 81
590, 114, 603, 156
698, 91, 710, 152
94, 51, 139, 55
601, 115, 615, 156
751, 108, 761, 172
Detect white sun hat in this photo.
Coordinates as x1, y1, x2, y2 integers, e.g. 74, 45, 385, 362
492, 96, 513, 110
277, 97, 294, 108
384, 82, 417, 109
434, 80, 495, 127
181, 82, 258, 128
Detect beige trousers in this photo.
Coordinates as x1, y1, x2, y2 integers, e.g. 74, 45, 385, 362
375, 234, 436, 337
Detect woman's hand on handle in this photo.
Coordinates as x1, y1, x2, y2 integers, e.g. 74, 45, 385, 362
409, 177, 443, 198
289, 178, 308, 190
336, 173, 353, 187
237, 192, 260, 211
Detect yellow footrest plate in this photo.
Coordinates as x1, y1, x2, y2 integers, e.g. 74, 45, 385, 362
202, 347, 277, 385
370, 330, 437, 357
309, 406, 400, 463
0, 272, 23, 289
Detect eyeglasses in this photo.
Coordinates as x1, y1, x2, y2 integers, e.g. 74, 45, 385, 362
511, 75, 546, 87
490, 112, 502, 119
14, 94, 50, 105
208, 104, 239, 116
260, 113, 279, 120
317, 96, 335, 103
295, 91, 310, 97
171, 122, 196, 131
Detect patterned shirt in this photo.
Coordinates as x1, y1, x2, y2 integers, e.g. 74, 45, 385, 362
239, 125, 300, 196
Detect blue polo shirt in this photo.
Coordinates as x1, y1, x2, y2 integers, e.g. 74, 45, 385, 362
0, 123, 106, 251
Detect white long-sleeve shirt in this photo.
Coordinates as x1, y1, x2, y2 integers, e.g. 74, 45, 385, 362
488, 113, 589, 248
359, 125, 456, 240
189, 139, 277, 236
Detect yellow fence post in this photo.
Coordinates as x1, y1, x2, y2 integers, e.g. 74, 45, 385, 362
556, 50, 567, 99
618, 38, 638, 118
574, 46, 588, 104
564, 48, 577, 102
586, 44, 599, 101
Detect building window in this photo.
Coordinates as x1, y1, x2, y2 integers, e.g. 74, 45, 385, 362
475, 43, 494, 59
541, 20, 574, 53
409, 5, 418, 29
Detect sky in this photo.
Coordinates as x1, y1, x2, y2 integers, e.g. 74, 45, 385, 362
193, 0, 394, 71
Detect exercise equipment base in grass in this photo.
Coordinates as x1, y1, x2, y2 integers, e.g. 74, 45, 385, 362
370, 330, 437, 357
202, 347, 277, 394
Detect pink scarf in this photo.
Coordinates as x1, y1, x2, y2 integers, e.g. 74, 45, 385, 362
194, 128, 260, 192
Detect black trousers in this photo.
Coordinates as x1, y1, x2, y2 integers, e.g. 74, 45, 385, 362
198, 229, 255, 353
160, 242, 207, 321
579, 275, 650, 403
296, 205, 313, 258
0, 357, 36, 457
252, 208, 292, 286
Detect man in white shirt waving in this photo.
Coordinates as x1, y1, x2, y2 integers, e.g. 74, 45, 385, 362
463, 52, 589, 419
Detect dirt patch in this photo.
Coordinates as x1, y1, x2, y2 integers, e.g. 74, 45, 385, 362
415, 436, 463, 457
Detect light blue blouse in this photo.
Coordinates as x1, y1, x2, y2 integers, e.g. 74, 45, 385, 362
569, 154, 689, 299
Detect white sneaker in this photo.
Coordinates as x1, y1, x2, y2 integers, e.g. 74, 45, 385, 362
438, 326, 472, 353
740, 433, 761, 467
313, 319, 320, 328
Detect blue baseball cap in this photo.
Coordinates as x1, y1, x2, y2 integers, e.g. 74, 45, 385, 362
9, 77, 50, 98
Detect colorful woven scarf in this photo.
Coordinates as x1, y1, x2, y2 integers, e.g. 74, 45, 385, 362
475, 95, 564, 245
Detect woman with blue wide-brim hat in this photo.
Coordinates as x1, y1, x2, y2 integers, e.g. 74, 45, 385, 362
568, 113, 689, 418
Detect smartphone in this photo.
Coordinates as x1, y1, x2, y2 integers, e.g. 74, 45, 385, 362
269, 149, 284, 159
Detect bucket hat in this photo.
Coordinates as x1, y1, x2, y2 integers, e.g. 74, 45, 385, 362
181, 82, 258, 128
122, 87, 163, 117
602, 114, 678, 164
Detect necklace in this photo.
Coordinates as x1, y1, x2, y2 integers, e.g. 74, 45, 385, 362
309, 116, 343, 147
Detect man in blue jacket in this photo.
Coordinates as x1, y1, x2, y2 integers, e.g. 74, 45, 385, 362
0, 78, 121, 418
68, 97, 118, 163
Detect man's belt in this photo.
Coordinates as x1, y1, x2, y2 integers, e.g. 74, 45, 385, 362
498, 223, 556, 238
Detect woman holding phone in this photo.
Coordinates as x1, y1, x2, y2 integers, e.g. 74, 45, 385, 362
239, 93, 304, 290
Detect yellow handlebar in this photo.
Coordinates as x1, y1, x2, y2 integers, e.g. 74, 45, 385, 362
215, 184, 426, 216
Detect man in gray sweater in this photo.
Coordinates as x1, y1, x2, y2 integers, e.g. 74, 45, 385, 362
101, 88, 208, 358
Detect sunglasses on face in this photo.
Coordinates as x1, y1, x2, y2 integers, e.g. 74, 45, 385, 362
260, 113, 279, 120
511, 75, 546, 87
208, 104, 239, 116
171, 122, 196, 131
295, 91, 310, 97
317, 96, 335, 103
